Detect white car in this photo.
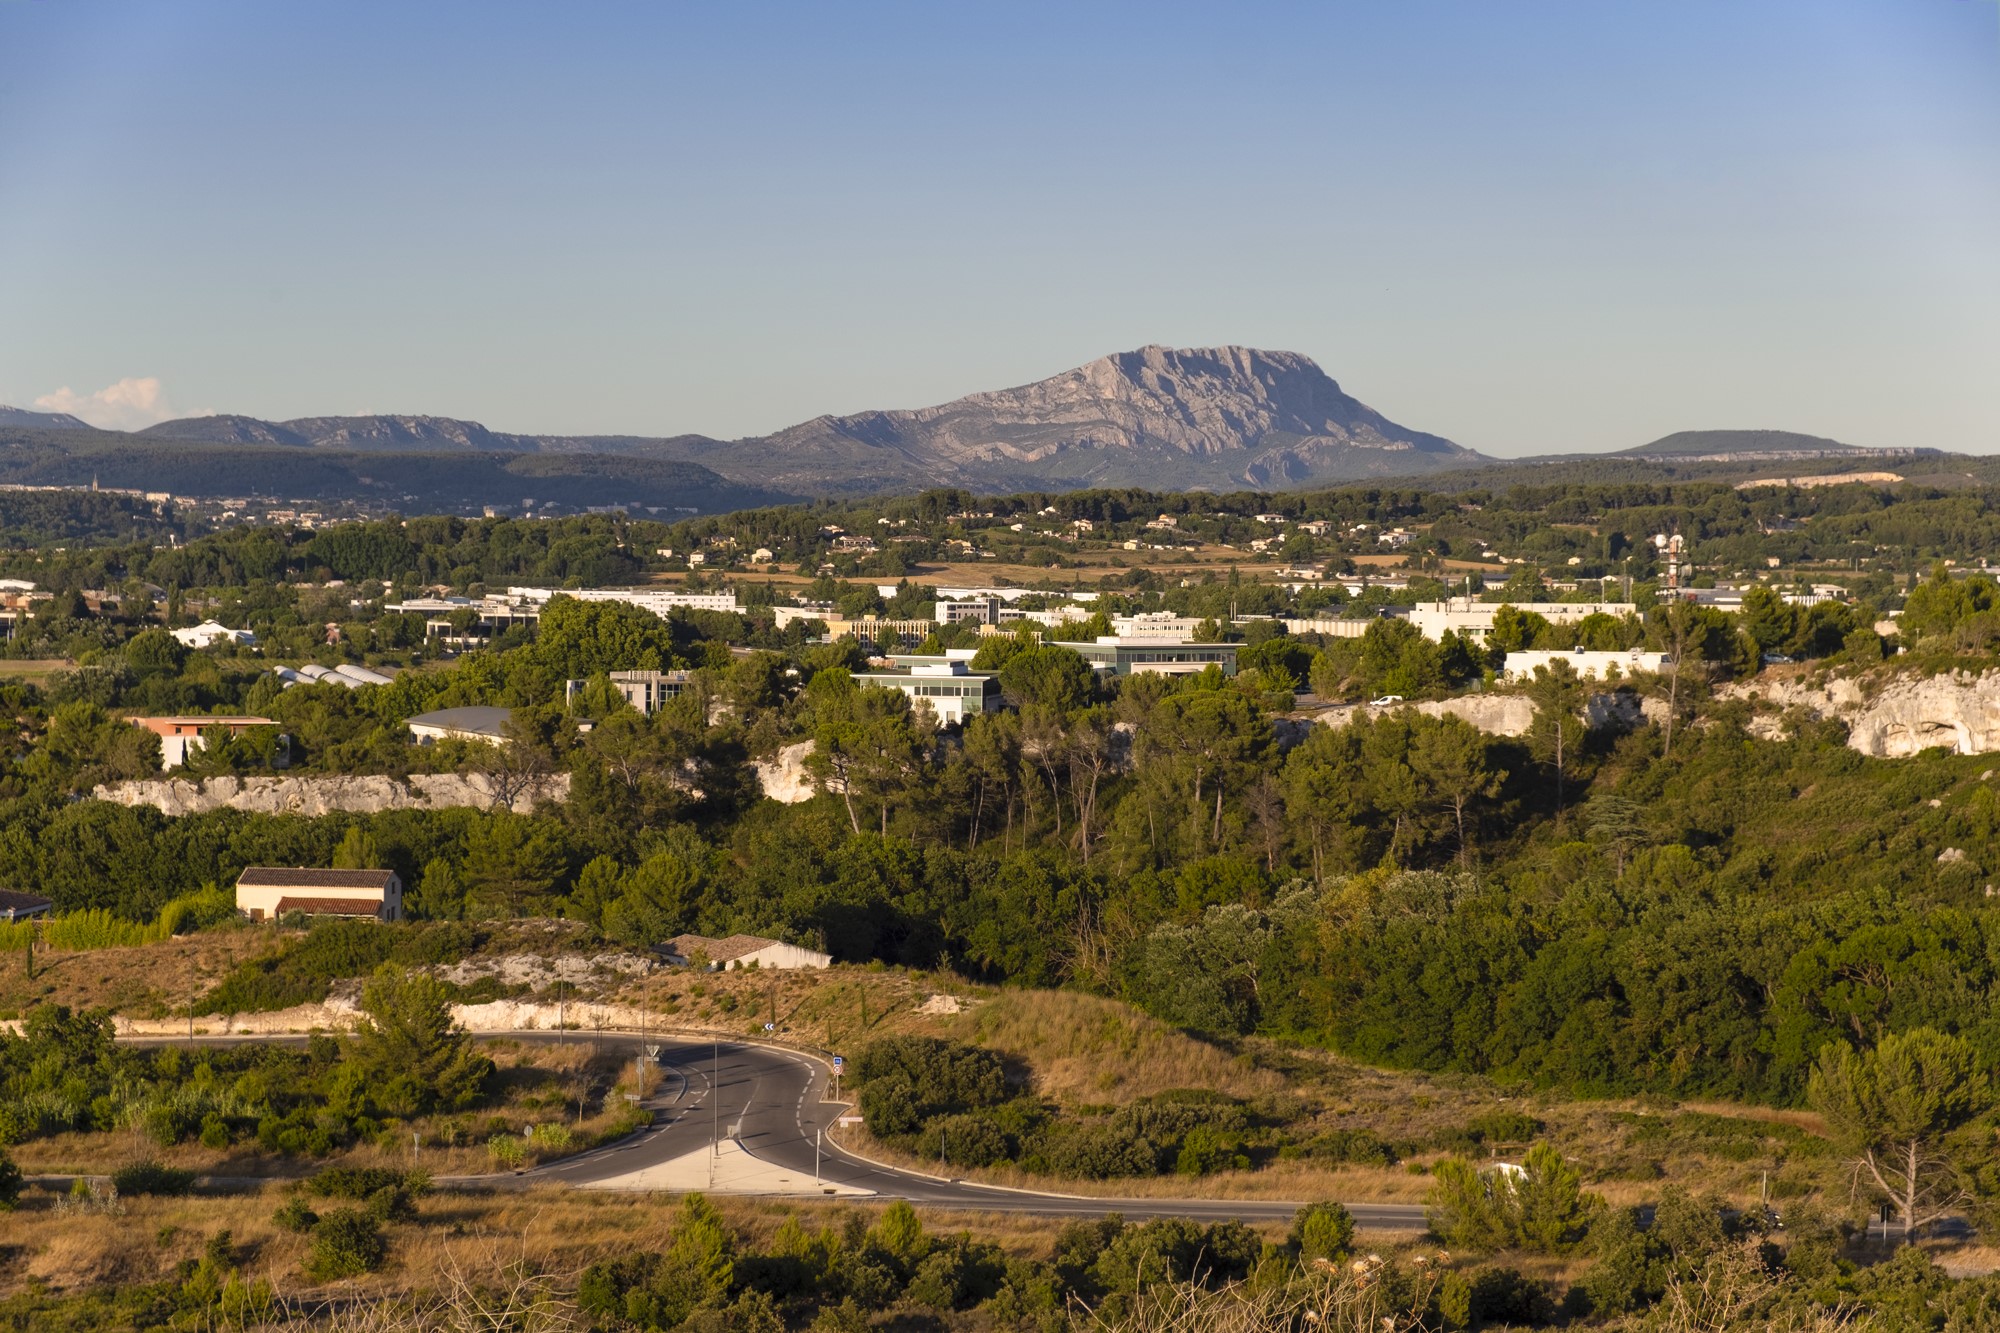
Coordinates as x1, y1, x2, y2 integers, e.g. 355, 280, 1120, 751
1369, 695, 1404, 706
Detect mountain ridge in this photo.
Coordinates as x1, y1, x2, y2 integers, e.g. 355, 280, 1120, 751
131, 345, 1485, 494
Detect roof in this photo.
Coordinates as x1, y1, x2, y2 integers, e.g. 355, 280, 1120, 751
406, 705, 512, 737
0, 889, 53, 918
272, 897, 387, 917
669, 932, 786, 963
238, 867, 397, 891
127, 715, 276, 733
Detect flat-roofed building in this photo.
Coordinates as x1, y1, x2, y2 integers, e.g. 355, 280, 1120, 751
236, 868, 403, 922
1055, 637, 1238, 677
563, 669, 691, 714
1502, 648, 1672, 681
1405, 599, 1638, 644
857, 660, 999, 725
127, 715, 278, 768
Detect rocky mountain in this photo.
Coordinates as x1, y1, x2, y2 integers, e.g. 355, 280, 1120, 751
0, 405, 91, 430
133, 346, 1484, 494
711, 345, 1486, 492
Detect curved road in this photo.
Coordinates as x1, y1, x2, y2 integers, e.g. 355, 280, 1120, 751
120, 1030, 1425, 1228
519, 1035, 1424, 1228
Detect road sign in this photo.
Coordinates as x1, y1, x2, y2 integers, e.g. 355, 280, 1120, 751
764, 1022, 776, 1031
832, 1055, 844, 1071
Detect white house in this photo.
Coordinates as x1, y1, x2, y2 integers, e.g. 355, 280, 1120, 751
666, 933, 831, 971
127, 715, 278, 768
236, 867, 403, 922
1502, 649, 1672, 681
1405, 600, 1639, 644
172, 621, 256, 649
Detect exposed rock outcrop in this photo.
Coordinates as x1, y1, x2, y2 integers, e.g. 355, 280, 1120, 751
753, 741, 818, 804
1310, 691, 1665, 740
91, 772, 567, 816
1727, 670, 2000, 758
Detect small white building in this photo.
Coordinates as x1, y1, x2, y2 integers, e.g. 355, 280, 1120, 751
172, 620, 256, 649
563, 669, 691, 714
667, 932, 831, 971
857, 660, 999, 725
1502, 649, 1672, 681
407, 705, 512, 744
127, 715, 278, 768
1406, 600, 1640, 644
236, 867, 403, 922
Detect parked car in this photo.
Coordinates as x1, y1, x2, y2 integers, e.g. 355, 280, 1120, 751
1369, 695, 1404, 706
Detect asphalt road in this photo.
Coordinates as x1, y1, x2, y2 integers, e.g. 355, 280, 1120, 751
522, 1036, 1426, 1227
120, 1030, 1427, 1228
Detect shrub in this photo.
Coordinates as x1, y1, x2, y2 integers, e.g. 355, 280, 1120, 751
273, 1197, 321, 1234
919, 1113, 1013, 1169
306, 1166, 428, 1200
488, 1133, 529, 1168
1306, 1127, 1398, 1167
0, 1149, 21, 1210
1470, 1267, 1558, 1325
111, 1160, 196, 1197
854, 1036, 1008, 1138
528, 1122, 573, 1152
1468, 1110, 1542, 1144
1173, 1124, 1249, 1177
1290, 1202, 1356, 1263
305, 1208, 388, 1280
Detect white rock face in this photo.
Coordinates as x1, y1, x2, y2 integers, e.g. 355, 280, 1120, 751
1722, 669, 2000, 757
1314, 696, 1537, 737
753, 741, 818, 804
90, 772, 568, 816
1311, 692, 1666, 740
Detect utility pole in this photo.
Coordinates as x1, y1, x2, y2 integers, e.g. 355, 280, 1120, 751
815, 1125, 822, 1185
712, 1038, 720, 1155
556, 959, 566, 1047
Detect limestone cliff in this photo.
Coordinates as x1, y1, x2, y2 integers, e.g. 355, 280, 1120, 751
1726, 669, 2000, 757
91, 772, 568, 816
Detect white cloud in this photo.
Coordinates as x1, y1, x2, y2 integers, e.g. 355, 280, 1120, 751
33, 377, 204, 431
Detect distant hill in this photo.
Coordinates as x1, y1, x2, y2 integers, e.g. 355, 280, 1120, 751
1618, 429, 1923, 461
0, 425, 788, 516
0, 405, 91, 431
136, 346, 1485, 495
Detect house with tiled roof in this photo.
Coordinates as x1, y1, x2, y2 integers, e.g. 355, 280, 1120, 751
235, 868, 403, 922
665, 932, 831, 971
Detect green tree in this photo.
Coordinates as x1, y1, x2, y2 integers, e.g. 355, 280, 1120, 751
1806, 1027, 1987, 1235
345, 965, 493, 1114
330, 825, 380, 870
1525, 661, 1587, 824
997, 645, 1095, 713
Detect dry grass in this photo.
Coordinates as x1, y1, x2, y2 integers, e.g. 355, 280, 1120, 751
0, 927, 271, 1021
0, 1184, 1085, 1306
951, 989, 1284, 1105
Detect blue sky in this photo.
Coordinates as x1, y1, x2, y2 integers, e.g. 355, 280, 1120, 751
1, 1, 1995, 455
